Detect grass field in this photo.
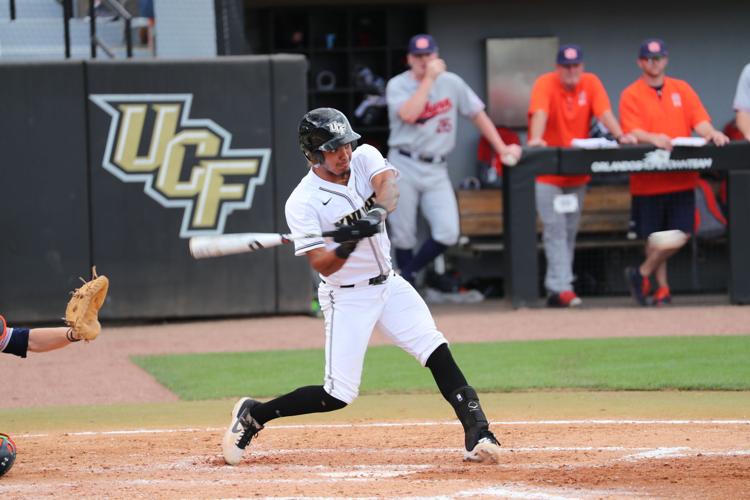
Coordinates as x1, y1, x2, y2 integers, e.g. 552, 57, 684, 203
132, 336, 750, 400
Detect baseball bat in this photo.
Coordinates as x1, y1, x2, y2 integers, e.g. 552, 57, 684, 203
189, 231, 335, 259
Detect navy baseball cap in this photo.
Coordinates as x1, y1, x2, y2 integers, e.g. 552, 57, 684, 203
556, 44, 583, 65
639, 38, 668, 58
408, 34, 438, 55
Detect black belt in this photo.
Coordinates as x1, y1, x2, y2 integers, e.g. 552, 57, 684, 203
398, 149, 446, 164
321, 272, 391, 288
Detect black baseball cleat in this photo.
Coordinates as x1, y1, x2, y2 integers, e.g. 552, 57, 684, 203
464, 428, 501, 463
222, 397, 264, 465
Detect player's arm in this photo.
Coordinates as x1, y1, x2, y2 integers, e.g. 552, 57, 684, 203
472, 111, 522, 161
371, 169, 398, 214
527, 110, 548, 147
27, 327, 75, 352
398, 59, 446, 123
597, 110, 637, 144
737, 110, 750, 141
694, 121, 730, 146
305, 247, 350, 277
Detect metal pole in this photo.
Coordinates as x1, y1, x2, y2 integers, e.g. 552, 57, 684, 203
89, 0, 97, 58
125, 18, 132, 57
63, 0, 72, 59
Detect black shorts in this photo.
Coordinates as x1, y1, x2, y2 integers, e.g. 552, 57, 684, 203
632, 189, 695, 239
1, 328, 29, 358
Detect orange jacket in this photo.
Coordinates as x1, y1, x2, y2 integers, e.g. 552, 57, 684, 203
619, 76, 711, 195
528, 71, 612, 187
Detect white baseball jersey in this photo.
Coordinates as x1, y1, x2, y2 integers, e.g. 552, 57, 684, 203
386, 71, 485, 157
285, 144, 395, 286
284, 143, 447, 404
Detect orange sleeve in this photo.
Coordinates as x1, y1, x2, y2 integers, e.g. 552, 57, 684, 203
528, 75, 551, 115
680, 81, 711, 128
588, 74, 612, 118
619, 85, 642, 134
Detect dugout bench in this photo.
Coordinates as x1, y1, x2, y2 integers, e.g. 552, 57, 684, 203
495, 143, 750, 307
456, 183, 635, 253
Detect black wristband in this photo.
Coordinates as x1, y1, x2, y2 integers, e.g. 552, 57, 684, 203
334, 241, 357, 259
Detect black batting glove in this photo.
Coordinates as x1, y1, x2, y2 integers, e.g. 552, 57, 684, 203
331, 204, 387, 243
334, 240, 359, 259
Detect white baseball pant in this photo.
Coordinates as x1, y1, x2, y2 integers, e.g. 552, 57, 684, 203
317, 272, 447, 404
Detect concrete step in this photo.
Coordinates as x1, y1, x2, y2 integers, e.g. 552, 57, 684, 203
0, 17, 152, 60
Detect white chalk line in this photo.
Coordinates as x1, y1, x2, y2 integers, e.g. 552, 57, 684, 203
16, 418, 750, 439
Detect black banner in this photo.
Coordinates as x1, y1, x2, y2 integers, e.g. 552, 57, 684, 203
85, 56, 307, 319
0, 62, 90, 322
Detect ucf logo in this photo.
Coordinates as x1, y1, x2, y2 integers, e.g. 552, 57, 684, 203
89, 94, 271, 238
328, 121, 346, 134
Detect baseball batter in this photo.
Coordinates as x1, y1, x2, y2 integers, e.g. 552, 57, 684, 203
222, 107, 502, 466
386, 34, 521, 285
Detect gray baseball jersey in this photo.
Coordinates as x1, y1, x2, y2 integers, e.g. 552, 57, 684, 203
734, 63, 750, 111
386, 71, 485, 156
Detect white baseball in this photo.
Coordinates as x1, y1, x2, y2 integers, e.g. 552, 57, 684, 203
501, 153, 519, 167
648, 230, 687, 250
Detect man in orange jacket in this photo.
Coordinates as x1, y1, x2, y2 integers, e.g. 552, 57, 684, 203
620, 38, 729, 306
528, 44, 635, 307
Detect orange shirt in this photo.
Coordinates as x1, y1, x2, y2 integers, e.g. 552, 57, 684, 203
528, 72, 612, 187
619, 77, 711, 195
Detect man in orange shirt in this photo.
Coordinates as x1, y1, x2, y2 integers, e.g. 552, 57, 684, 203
528, 44, 635, 307
620, 38, 729, 306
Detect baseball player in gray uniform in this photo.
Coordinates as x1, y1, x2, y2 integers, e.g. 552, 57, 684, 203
386, 34, 522, 285
734, 62, 750, 141
222, 107, 502, 466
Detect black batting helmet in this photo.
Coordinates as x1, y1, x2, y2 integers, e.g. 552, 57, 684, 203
299, 108, 361, 163
0, 433, 16, 478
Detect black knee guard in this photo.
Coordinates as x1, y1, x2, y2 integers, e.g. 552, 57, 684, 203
449, 385, 489, 451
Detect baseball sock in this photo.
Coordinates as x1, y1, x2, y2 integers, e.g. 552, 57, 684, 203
425, 343, 468, 401
250, 385, 346, 425
404, 238, 447, 276
426, 344, 490, 450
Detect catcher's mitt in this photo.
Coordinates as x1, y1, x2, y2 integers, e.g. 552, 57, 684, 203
65, 267, 109, 342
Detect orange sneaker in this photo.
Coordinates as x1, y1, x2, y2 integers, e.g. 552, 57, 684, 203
547, 290, 582, 308
652, 286, 671, 306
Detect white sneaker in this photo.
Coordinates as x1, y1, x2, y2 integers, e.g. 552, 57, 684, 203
464, 430, 501, 464
222, 397, 263, 465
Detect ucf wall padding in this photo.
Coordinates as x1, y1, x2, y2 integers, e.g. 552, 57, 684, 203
0, 55, 310, 323
0, 62, 91, 322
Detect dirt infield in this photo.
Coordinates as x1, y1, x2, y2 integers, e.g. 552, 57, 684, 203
4, 419, 749, 498
1, 299, 749, 497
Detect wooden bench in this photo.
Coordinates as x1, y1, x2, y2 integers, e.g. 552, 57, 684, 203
456, 184, 637, 252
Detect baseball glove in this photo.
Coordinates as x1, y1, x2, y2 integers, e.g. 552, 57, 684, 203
65, 267, 109, 342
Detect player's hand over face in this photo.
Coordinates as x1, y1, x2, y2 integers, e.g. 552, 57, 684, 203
425, 58, 446, 80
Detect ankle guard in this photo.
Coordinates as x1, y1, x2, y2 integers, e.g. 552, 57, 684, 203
449, 385, 489, 450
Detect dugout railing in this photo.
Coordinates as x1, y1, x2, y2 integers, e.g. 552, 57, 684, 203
503, 142, 750, 307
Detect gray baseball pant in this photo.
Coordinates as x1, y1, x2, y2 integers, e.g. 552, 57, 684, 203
535, 182, 587, 294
